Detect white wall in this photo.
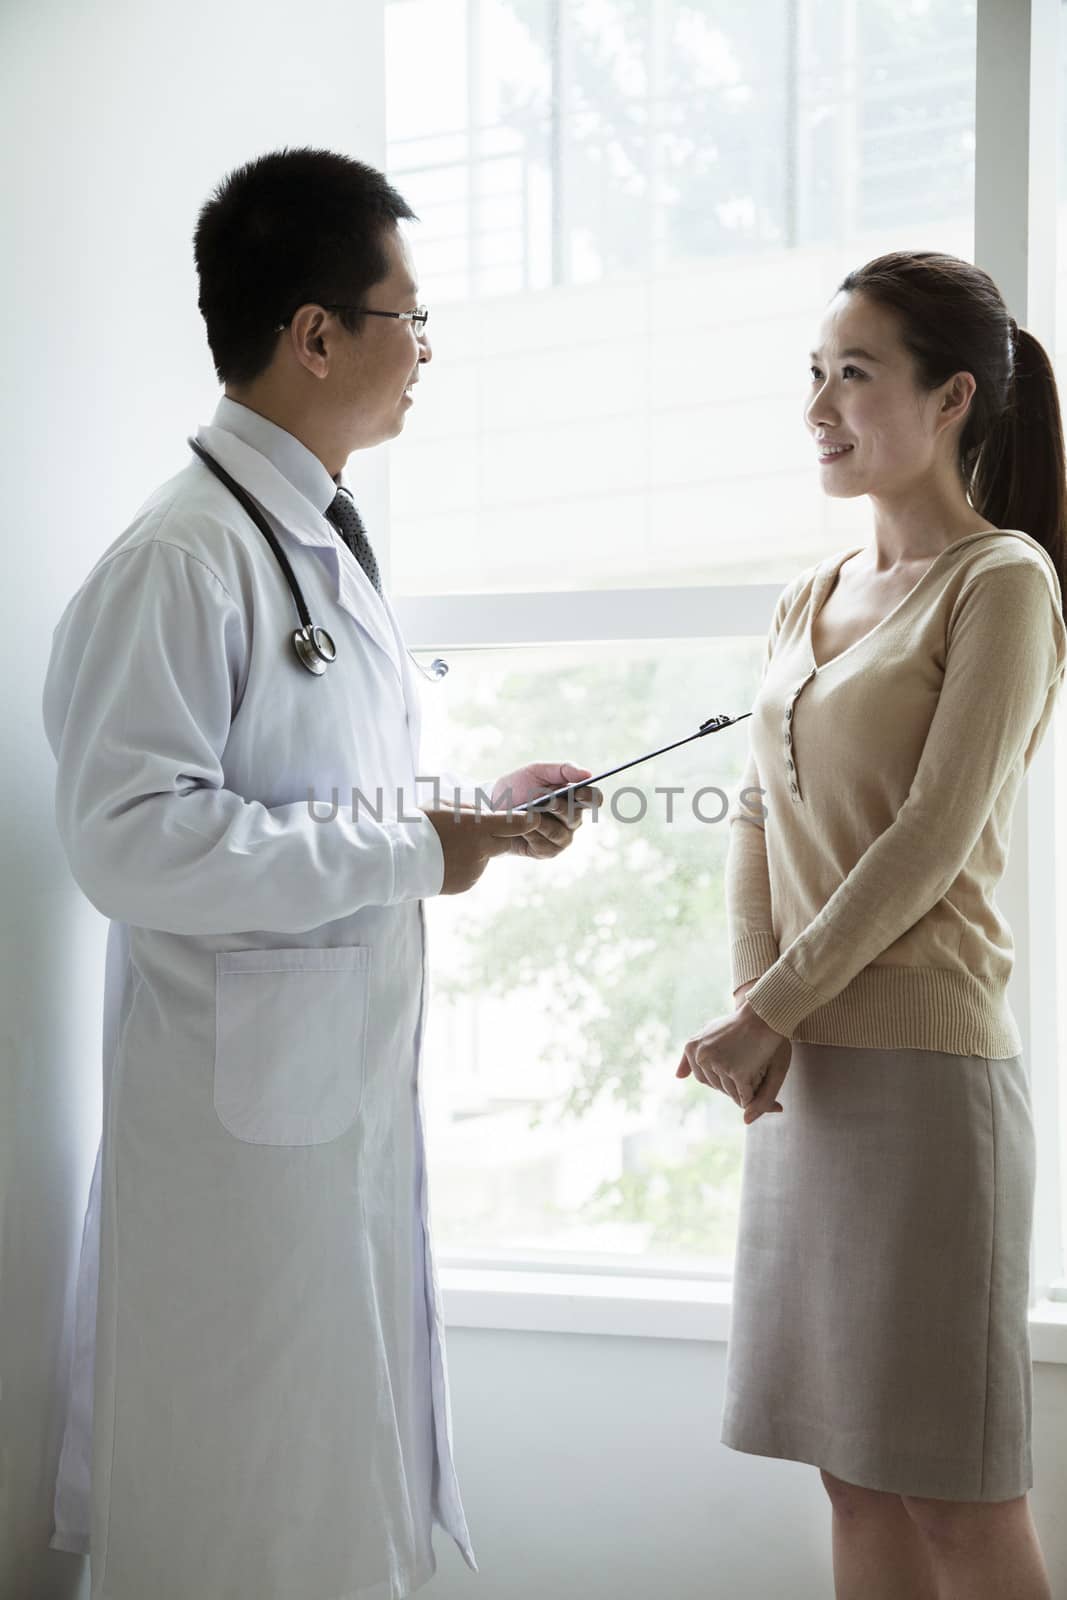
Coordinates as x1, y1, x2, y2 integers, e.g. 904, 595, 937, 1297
427, 1330, 1067, 1599
4, 4, 1067, 1600
0, 3, 385, 1595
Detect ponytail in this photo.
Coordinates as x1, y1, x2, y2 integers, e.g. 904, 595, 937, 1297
969, 325, 1067, 625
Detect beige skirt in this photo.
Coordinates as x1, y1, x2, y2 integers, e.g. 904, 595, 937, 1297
719, 1040, 1035, 1502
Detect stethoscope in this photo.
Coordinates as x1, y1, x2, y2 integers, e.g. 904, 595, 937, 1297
187, 437, 448, 683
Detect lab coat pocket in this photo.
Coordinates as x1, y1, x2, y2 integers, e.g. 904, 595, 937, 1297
214, 946, 371, 1145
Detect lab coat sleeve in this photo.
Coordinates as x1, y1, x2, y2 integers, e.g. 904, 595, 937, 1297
724, 575, 802, 992
742, 559, 1067, 1037
42, 539, 445, 935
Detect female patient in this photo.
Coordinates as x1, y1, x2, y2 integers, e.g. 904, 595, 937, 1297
676, 252, 1067, 1600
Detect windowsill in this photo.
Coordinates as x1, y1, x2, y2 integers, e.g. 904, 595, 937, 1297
440, 1267, 1067, 1363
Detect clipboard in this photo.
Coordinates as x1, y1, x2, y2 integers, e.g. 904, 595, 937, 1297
512, 712, 753, 812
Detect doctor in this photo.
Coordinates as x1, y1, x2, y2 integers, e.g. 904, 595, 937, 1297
43, 145, 600, 1600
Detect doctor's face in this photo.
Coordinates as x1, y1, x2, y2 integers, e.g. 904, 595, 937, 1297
334, 224, 431, 450
803, 290, 961, 501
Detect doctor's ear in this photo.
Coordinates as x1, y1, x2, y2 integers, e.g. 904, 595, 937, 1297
286, 307, 335, 378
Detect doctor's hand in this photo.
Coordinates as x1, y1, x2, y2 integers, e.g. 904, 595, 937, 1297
675, 1000, 791, 1125
489, 763, 603, 860
422, 804, 542, 894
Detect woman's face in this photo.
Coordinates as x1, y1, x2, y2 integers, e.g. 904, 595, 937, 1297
804, 289, 962, 501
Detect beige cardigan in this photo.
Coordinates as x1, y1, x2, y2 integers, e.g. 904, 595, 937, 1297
727, 528, 1066, 1057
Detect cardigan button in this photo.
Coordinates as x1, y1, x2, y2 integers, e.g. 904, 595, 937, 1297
785, 706, 793, 720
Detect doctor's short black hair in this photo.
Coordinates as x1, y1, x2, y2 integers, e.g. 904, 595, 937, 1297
193, 146, 417, 387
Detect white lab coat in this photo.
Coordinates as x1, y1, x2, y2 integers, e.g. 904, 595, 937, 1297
42, 409, 479, 1600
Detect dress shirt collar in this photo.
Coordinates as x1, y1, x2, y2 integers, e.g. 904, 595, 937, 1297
210, 394, 341, 514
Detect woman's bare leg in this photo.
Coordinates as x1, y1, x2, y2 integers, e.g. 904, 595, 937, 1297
820, 1470, 939, 1600
901, 1491, 1051, 1600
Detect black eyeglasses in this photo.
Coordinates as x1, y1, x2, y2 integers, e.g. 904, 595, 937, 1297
273, 304, 429, 335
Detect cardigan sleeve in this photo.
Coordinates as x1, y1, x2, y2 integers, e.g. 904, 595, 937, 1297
743, 559, 1066, 1036
725, 745, 779, 988
724, 577, 802, 990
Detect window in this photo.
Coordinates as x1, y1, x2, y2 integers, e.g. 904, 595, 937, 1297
386, 0, 976, 596
415, 636, 763, 1273
384, 1, 1036, 1277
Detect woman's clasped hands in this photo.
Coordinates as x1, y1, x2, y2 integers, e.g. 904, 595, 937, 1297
675, 999, 793, 1125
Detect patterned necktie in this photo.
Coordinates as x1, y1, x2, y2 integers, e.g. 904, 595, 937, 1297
324, 487, 382, 595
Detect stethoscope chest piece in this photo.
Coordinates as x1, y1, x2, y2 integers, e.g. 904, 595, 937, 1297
292, 625, 337, 676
